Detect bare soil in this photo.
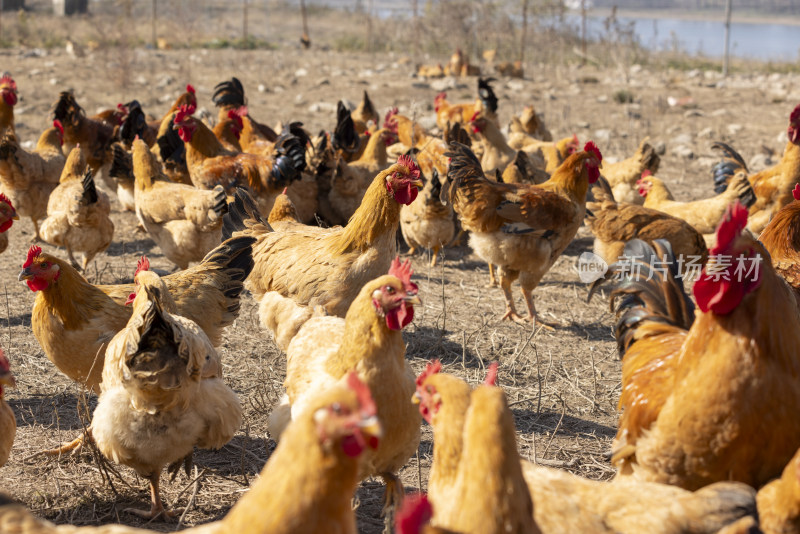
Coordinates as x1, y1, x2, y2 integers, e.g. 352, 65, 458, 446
0, 42, 798, 532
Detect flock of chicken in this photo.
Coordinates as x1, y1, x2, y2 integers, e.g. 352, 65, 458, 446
0, 65, 799, 533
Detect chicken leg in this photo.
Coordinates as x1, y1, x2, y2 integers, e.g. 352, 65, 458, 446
125, 473, 180, 520
487, 263, 498, 287
38, 427, 92, 457
520, 286, 558, 330
381, 472, 404, 533
430, 245, 440, 267
499, 269, 527, 324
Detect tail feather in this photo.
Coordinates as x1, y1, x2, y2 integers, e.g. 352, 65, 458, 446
332, 100, 359, 154
211, 185, 228, 219
477, 77, 498, 115
361, 90, 377, 121
222, 188, 272, 240
444, 121, 471, 147
212, 77, 246, 108
52, 91, 82, 125
271, 123, 309, 186
156, 116, 186, 170
588, 239, 695, 356
711, 141, 749, 194
441, 141, 485, 206
196, 235, 257, 319
109, 143, 133, 184
80, 169, 98, 205
119, 100, 147, 144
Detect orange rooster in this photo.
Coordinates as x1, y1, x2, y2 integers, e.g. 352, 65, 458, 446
759, 183, 800, 304
442, 141, 601, 326
92, 269, 242, 519
401, 168, 455, 266
0, 373, 382, 534
0, 120, 65, 241
0, 193, 18, 255
601, 137, 661, 205
174, 103, 307, 213
269, 258, 422, 527
223, 156, 422, 351
712, 102, 800, 234
590, 204, 800, 490
212, 77, 278, 149
0, 348, 15, 468
434, 78, 498, 131
52, 91, 118, 190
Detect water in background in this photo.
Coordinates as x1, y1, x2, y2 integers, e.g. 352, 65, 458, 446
573, 14, 800, 62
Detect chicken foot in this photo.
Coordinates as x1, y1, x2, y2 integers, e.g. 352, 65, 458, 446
124, 473, 181, 520
499, 271, 558, 329
37, 427, 93, 458
381, 472, 405, 533
520, 286, 558, 330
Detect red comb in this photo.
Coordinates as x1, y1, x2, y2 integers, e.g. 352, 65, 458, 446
233, 105, 248, 117
711, 201, 749, 255
134, 256, 150, 277
0, 193, 12, 209
174, 103, 196, 124
396, 154, 421, 180
416, 360, 442, 387
469, 110, 481, 123
641, 169, 652, 178
0, 74, 16, 90
282, 187, 288, 195
24, 245, 41, 268
395, 493, 433, 534
117, 102, 127, 111
186, 84, 195, 95
383, 107, 399, 128
346, 372, 377, 417
389, 256, 418, 294
584, 141, 603, 162
572, 133, 579, 145
794, 184, 800, 201
484, 362, 499, 386
53, 120, 64, 136
791, 102, 800, 124
434, 92, 447, 102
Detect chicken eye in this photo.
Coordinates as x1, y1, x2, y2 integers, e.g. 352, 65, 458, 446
331, 402, 342, 414
40, 262, 48, 268
385, 286, 395, 295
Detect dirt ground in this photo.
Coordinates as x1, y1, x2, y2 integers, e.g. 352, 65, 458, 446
0, 43, 798, 532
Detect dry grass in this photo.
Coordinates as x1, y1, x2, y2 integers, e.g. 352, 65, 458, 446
0, 16, 798, 532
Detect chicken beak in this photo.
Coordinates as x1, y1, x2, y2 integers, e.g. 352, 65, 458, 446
11, 212, 18, 220
0, 371, 16, 388
411, 179, 424, 189
403, 294, 422, 306
358, 415, 383, 443
411, 391, 421, 405
18, 268, 33, 281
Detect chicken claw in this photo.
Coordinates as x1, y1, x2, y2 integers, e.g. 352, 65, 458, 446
381, 472, 405, 533
125, 474, 181, 521
37, 429, 92, 458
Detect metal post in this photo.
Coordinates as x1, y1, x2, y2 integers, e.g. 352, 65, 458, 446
520, 0, 529, 63
581, 0, 587, 65
723, 0, 732, 76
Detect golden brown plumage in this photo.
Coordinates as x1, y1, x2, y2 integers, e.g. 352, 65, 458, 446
401, 168, 455, 266
39, 148, 114, 270
586, 176, 708, 269
759, 191, 800, 306
443, 141, 601, 325
269, 262, 422, 519
0, 193, 18, 255
601, 137, 660, 205
0, 121, 65, 240
0, 73, 18, 140
756, 447, 800, 534
20, 236, 255, 394
591, 210, 800, 490
640, 172, 756, 240
712, 104, 800, 234
0, 375, 382, 534
0, 348, 16, 468
417, 364, 758, 534
267, 187, 302, 231
51, 91, 118, 191
131, 139, 227, 269
92, 269, 241, 519
223, 157, 422, 350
